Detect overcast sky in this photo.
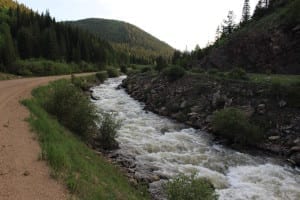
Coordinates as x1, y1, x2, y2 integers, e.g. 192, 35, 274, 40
17, 0, 259, 51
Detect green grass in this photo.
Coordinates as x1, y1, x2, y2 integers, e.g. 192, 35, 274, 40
249, 73, 300, 86
22, 89, 149, 200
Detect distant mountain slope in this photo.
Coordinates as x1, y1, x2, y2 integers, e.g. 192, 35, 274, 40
0, 0, 27, 10
67, 18, 174, 61
0, 0, 18, 8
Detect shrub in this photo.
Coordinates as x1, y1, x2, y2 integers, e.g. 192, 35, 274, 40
120, 65, 128, 74
212, 108, 263, 145
227, 68, 249, 80
96, 71, 108, 83
95, 113, 120, 150
155, 56, 168, 72
107, 67, 119, 78
190, 67, 205, 74
12, 59, 74, 76
140, 66, 152, 73
207, 68, 219, 75
40, 80, 97, 139
163, 66, 186, 81
166, 174, 217, 200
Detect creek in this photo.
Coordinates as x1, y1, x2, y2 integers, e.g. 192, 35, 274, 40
91, 76, 300, 200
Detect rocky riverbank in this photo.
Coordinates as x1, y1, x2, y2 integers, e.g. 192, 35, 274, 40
122, 73, 300, 166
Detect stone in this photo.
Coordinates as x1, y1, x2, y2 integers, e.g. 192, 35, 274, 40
180, 101, 187, 108
257, 104, 266, 114
190, 106, 200, 112
278, 100, 287, 108
212, 90, 221, 108
293, 138, 300, 145
134, 171, 160, 183
90, 93, 100, 100
268, 136, 280, 140
240, 105, 255, 117
23, 170, 30, 176
149, 180, 168, 200
290, 146, 300, 153
290, 152, 300, 166
205, 115, 213, 123
129, 178, 138, 186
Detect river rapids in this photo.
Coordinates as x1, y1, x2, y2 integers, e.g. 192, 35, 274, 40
91, 76, 300, 200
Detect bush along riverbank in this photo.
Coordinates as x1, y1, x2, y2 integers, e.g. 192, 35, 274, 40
22, 73, 149, 200
122, 72, 300, 166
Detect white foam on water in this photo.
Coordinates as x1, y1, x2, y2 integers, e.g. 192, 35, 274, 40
92, 76, 300, 200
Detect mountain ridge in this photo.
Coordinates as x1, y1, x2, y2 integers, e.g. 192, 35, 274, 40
67, 18, 174, 62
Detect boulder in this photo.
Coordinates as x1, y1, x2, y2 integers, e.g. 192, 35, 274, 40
268, 136, 280, 141
257, 104, 266, 114
290, 152, 300, 166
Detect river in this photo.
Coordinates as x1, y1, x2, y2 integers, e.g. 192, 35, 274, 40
91, 76, 300, 200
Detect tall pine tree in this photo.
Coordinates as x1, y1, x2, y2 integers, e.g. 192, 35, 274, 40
222, 11, 236, 36
0, 23, 16, 67
241, 0, 251, 23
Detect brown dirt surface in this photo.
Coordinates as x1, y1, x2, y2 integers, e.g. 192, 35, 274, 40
0, 73, 94, 200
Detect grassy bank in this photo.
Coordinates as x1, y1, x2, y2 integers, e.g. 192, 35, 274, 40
0, 72, 19, 80
22, 78, 148, 200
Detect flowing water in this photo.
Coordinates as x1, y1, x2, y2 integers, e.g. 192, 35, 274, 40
92, 76, 300, 200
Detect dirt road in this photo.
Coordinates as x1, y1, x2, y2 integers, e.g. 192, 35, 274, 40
0, 73, 93, 200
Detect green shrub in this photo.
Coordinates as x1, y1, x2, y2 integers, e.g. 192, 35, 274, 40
38, 80, 97, 139
212, 108, 263, 145
207, 68, 219, 75
95, 113, 120, 150
107, 67, 119, 77
120, 65, 128, 74
163, 66, 186, 81
12, 59, 75, 76
286, 82, 300, 108
141, 66, 152, 73
155, 56, 168, 72
166, 174, 217, 200
190, 67, 205, 74
96, 71, 108, 83
227, 68, 249, 80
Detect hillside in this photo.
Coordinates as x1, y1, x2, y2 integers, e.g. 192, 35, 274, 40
0, 0, 18, 8
0, 0, 122, 76
193, 0, 300, 74
67, 18, 174, 62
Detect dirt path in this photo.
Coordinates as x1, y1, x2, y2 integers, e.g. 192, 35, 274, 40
0, 73, 93, 200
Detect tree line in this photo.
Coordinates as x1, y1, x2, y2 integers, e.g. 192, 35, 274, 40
0, 6, 130, 74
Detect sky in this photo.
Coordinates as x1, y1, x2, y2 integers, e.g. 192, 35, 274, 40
17, 0, 259, 51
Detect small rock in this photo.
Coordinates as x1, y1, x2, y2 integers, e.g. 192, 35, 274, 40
205, 115, 213, 123
90, 93, 100, 100
129, 178, 138, 186
23, 170, 30, 176
293, 138, 300, 145
290, 152, 300, 166
278, 100, 287, 108
290, 146, 300, 153
180, 101, 187, 108
268, 136, 280, 140
257, 104, 266, 114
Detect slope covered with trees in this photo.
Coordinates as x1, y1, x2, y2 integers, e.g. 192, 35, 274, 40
0, 0, 125, 75
172, 0, 300, 74
67, 18, 174, 64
